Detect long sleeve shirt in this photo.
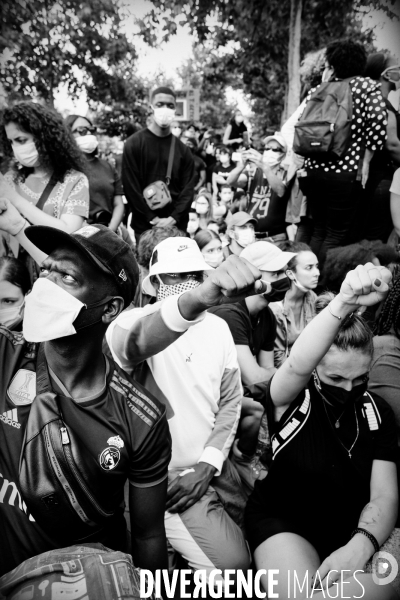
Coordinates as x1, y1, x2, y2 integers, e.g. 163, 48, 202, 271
122, 129, 195, 234
106, 295, 242, 475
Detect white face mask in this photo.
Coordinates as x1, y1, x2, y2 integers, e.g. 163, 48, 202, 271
203, 251, 223, 268
287, 270, 310, 293
23, 278, 85, 342
152, 106, 176, 128
171, 127, 182, 137
156, 277, 201, 301
235, 229, 255, 248
196, 203, 209, 216
263, 149, 283, 167
13, 141, 39, 168
0, 301, 24, 329
187, 220, 199, 235
76, 134, 98, 154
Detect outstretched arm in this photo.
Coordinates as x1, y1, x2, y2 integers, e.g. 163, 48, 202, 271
269, 264, 392, 408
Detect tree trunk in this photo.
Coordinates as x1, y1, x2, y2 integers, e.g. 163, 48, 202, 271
284, 0, 302, 123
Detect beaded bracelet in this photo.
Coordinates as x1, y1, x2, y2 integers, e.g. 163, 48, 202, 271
351, 528, 379, 555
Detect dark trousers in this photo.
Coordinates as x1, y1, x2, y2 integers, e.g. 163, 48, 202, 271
355, 172, 393, 243
299, 170, 362, 264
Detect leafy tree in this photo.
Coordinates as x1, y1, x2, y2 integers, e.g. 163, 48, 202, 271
138, 0, 396, 133
0, 0, 138, 107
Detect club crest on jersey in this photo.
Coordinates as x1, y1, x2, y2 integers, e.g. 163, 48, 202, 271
99, 446, 120, 471
7, 369, 36, 405
107, 435, 124, 449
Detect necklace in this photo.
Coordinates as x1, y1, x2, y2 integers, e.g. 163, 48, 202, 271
326, 402, 348, 429
320, 391, 360, 459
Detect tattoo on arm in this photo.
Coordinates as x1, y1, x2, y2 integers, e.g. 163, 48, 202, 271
359, 503, 381, 526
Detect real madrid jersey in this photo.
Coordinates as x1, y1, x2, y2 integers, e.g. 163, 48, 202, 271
0, 326, 171, 576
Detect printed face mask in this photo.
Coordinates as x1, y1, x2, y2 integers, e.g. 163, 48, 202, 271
23, 278, 112, 342
235, 229, 255, 248
13, 141, 39, 168
76, 134, 99, 154
262, 276, 291, 302
313, 370, 368, 407
203, 251, 223, 268
0, 302, 24, 329
156, 277, 201, 302
152, 106, 176, 128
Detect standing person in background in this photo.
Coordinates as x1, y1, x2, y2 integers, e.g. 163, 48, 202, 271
122, 87, 195, 238
226, 133, 289, 243
269, 242, 319, 367
224, 212, 256, 258
0, 102, 89, 271
181, 133, 207, 193
298, 39, 388, 264
223, 110, 249, 151
65, 115, 125, 232
0, 256, 30, 330
212, 146, 234, 200
357, 54, 400, 242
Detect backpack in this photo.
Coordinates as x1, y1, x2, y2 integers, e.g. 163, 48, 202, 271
293, 80, 353, 161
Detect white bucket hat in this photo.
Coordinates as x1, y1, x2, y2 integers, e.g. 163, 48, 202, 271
142, 237, 214, 296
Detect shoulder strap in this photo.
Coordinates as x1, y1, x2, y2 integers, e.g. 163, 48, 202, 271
166, 135, 176, 186
36, 175, 58, 212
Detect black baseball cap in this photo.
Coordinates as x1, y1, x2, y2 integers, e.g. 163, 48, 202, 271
25, 224, 139, 307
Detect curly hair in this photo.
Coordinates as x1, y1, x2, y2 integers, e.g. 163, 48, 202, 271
317, 291, 373, 356
0, 102, 86, 183
325, 39, 367, 79
374, 271, 400, 339
136, 226, 186, 269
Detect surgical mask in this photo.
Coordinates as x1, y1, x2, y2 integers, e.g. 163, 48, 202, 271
13, 141, 39, 168
313, 370, 368, 407
76, 135, 98, 154
235, 229, 255, 248
23, 278, 112, 342
203, 251, 223, 268
205, 144, 215, 155
152, 106, 176, 128
262, 276, 291, 302
187, 220, 199, 235
156, 277, 201, 302
171, 127, 182, 137
0, 302, 24, 329
263, 149, 283, 168
196, 203, 209, 216
235, 116, 244, 123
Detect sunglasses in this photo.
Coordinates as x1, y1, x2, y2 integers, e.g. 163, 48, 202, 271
382, 66, 400, 82
73, 126, 96, 136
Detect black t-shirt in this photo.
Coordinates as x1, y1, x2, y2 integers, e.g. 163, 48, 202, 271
209, 300, 277, 355
247, 167, 288, 236
86, 156, 123, 220
0, 326, 171, 576
249, 375, 397, 558
212, 162, 234, 192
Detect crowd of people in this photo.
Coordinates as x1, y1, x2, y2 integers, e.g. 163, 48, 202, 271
0, 37, 400, 599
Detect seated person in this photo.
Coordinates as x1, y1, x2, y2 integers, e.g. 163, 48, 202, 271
0, 256, 30, 331
226, 133, 289, 243
193, 189, 214, 230
223, 211, 256, 258
107, 238, 256, 583
210, 242, 297, 493
218, 184, 235, 208
245, 264, 399, 600
194, 229, 224, 268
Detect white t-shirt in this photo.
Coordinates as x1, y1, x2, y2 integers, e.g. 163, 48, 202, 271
106, 298, 242, 474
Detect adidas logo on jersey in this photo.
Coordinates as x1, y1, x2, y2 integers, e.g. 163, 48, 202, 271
0, 408, 21, 429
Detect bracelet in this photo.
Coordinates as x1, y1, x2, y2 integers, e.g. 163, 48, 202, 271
327, 302, 342, 320
351, 528, 379, 555
12, 219, 27, 237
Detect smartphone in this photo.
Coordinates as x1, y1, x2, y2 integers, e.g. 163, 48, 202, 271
232, 152, 241, 162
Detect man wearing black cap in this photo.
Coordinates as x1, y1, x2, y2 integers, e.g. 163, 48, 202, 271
122, 87, 195, 237
0, 199, 262, 582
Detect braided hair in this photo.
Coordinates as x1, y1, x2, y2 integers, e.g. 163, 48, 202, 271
375, 271, 400, 338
